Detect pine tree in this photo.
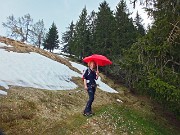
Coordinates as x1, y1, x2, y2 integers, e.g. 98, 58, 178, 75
114, 0, 138, 56
61, 21, 75, 55
72, 7, 89, 59
87, 10, 97, 56
43, 22, 59, 52
121, 0, 180, 115
134, 11, 145, 36
105, 0, 139, 80
94, 1, 116, 56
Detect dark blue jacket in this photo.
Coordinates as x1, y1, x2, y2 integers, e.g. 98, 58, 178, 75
83, 68, 97, 85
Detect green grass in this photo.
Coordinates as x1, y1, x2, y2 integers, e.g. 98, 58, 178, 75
91, 104, 179, 135
45, 103, 179, 135
43, 114, 88, 135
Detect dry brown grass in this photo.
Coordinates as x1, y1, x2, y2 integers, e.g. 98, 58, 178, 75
0, 76, 124, 135
0, 79, 179, 135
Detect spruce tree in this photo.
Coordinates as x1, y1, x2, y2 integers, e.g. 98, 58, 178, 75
87, 10, 97, 56
43, 22, 59, 52
134, 11, 145, 36
73, 7, 89, 59
61, 21, 75, 55
114, 0, 138, 56
94, 1, 115, 56
121, 0, 180, 115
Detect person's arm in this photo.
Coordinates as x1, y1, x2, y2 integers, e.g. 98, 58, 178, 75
84, 79, 88, 90
83, 69, 88, 90
96, 70, 99, 80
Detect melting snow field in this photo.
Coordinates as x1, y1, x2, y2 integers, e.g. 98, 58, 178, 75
0, 43, 80, 90
0, 42, 117, 93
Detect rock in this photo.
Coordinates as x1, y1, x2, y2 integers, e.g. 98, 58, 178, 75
76, 90, 82, 93
116, 99, 123, 103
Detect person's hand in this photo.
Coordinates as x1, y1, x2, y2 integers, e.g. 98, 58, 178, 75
96, 70, 99, 76
84, 85, 88, 90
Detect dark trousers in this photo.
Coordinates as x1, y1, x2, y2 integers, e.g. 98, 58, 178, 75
84, 86, 96, 113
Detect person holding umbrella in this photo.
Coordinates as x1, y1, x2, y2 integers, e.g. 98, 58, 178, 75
83, 60, 99, 116
83, 54, 112, 116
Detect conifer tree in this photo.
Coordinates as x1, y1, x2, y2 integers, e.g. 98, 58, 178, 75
94, 1, 115, 56
121, 0, 180, 115
61, 21, 75, 55
87, 10, 97, 56
134, 11, 145, 36
114, 0, 137, 56
43, 22, 59, 52
72, 7, 89, 59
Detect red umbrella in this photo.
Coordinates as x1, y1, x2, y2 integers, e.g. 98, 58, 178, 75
83, 54, 112, 71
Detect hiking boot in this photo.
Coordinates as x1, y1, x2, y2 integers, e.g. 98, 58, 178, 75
83, 112, 93, 117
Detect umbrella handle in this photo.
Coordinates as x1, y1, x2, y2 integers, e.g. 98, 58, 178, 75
97, 64, 99, 72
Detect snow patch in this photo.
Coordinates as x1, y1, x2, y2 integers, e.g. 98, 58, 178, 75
58, 54, 69, 59
53, 49, 62, 54
0, 42, 80, 90
0, 81, 9, 89
70, 61, 87, 74
0, 42, 11, 47
0, 90, 7, 95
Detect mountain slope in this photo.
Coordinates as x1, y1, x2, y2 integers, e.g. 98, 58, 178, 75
0, 37, 179, 135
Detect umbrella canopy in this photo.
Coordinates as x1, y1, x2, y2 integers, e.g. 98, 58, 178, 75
83, 54, 112, 66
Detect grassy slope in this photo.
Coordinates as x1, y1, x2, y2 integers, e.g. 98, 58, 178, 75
0, 81, 179, 135
0, 37, 179, 135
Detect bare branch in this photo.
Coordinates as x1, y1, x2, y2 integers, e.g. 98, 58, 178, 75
167, 21, 180, 44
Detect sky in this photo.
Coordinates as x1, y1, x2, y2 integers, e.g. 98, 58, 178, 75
0, 0, 152, 38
